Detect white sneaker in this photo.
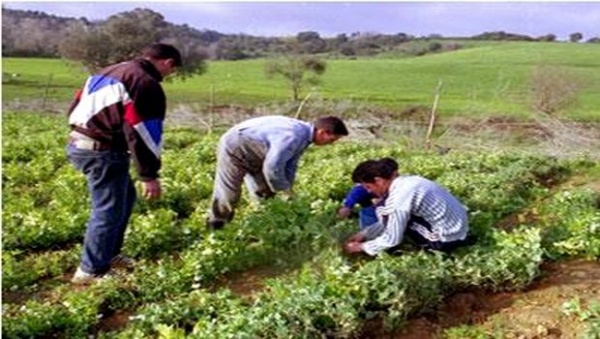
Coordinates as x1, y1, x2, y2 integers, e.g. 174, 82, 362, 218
71, 267, 113, 285
110, 254, 135, 269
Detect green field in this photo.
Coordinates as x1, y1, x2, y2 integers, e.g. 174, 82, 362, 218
2, 112, 600, 338
3, 41, 600, 120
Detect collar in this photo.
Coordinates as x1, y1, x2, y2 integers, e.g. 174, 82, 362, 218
136, 59, 163, 82
308, 123, 315, 144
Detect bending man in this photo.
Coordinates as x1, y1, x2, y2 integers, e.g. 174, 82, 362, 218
208, 115, 349, 229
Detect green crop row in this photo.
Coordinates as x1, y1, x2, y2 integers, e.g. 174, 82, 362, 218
2, 112, 598, 338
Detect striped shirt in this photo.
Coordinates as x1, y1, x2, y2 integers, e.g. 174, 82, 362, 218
359, 175, 469, 256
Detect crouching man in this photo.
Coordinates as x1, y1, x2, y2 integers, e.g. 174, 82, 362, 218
344, 158, 474, 256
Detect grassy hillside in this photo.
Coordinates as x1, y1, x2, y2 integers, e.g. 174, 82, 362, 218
3, 41, 600, 120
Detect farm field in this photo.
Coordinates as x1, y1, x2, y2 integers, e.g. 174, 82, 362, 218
3, 41, 600, 121
2, 112, 599, 338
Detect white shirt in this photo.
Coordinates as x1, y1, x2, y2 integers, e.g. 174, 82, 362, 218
360, 175, 469, 256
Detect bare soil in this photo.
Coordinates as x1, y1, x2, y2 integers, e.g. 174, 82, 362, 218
212, 259, 600, 339
215, 265, 293, 298
94, 309, 133, 334
388, 259, 600, 339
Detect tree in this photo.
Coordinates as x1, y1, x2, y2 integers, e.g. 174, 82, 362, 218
296, 31, 327, 54
215, 37, 249, 60
160, 38, 208, 80
58, 22, 113, 70
569, 32, 583, 43
530, 65, 581, 115
101, 8, 166, 64
265, 55, 326, 102
537, 34, 557, 42
296, 31, 321, 43
58, 8, 206, 78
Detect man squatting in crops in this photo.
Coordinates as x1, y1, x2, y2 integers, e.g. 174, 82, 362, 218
344, 158, 474, 256
207, 115, 349, 230
336, 158, 399, 230
66, 43, 182, 284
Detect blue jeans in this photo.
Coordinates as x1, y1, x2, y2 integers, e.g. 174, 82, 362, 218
67, 145, 136, 274
359, 206, 378, 230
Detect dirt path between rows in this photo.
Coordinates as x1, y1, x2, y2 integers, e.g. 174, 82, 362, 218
385, 259, 599, 339
213, 258, 599, 339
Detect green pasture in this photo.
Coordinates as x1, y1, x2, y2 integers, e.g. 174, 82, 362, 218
3, 41, 600, 120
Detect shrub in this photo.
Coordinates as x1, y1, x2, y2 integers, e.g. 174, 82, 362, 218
529, 65, 581, 115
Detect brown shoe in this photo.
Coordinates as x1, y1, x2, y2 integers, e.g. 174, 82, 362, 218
206, 220, 225, 231
110, 254, 136, 269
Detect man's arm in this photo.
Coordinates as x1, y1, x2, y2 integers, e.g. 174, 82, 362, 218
359, 221, 387, 240
338, 185, 364, 218
360, 209, 410, 256
284, 151, 302, 189
344, 221, 387, 254
263, 133, 305, 191
123, 79, 166, 182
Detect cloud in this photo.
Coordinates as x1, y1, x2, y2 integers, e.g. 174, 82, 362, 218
3, 1, 599, 38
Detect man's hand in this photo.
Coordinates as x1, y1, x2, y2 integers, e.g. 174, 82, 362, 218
347, 232, 365, 243
337, 206, 352, 219
141, 179, 161, 200
344, 241, 364, 254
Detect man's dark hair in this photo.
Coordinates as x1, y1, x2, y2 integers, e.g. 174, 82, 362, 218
380, 157, 399, 173
314, 116, 349, 136
141, 43, 183, 67
352, 158, 398, 183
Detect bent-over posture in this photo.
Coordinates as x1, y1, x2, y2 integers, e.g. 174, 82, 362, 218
208, 115, 349, 229
345, 158, 473, 256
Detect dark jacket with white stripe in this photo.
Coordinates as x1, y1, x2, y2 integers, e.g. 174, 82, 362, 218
68, 59, 166, 181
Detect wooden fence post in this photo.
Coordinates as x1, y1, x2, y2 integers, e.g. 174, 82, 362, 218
294, 90, 314, 119
41, 73, 54, 111
425, 79, 443, 150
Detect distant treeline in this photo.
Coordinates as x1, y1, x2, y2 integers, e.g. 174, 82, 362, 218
2, 7, 599, 61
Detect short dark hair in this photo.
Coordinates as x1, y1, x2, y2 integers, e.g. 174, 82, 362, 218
352, 157, 398, 183
380, 157, 399, 173
313, 116, 349, 136
141, 43, 183, 67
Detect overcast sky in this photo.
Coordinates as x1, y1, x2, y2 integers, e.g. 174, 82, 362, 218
3, 1, 600, 40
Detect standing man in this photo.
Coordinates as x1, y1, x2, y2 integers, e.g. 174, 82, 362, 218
67, 43, 182, 284
208, 115, 349, 229
344, 158, 473, 256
